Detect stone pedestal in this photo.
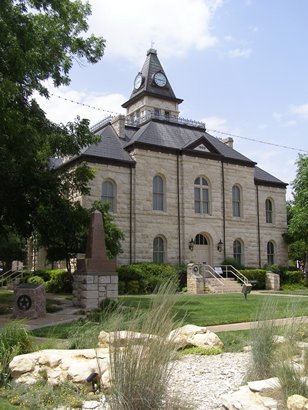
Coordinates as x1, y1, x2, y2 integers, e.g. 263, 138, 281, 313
13, 284, 46, 319
73, 210, 118, 310
266, 272, 280, 290
73, 273, 118, 310
187, 263, 204, 294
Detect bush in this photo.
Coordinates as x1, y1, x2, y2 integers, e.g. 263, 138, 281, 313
117, 263, 182, 295
27, 275, 45, 286
45, 270, 73, 293
240, 269, 266, 289
280, 270, 305, 286
223, 258, 245, 270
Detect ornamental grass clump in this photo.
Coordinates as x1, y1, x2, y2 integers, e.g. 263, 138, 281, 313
0, 321, 33, 386
107, 278, 185, 410
245, 298, 278, 381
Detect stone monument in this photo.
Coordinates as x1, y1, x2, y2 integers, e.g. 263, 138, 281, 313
187, 263, 204, 294
73, 210, 118, 310
13, 283, 46, 319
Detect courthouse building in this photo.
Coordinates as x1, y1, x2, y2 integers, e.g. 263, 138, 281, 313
57, 48, 288, 268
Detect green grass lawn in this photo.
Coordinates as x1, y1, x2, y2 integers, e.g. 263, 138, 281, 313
122, 293, 308, 326
31, 292, 308, 339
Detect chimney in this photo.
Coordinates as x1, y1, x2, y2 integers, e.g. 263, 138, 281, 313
111, 115, 126, 139
222, 137, 233, 148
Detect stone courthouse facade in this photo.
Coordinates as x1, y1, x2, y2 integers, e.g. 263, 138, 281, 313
59, 49, 288, 268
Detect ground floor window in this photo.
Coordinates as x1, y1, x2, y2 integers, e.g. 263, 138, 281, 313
267, 241, 275, 265
233, 239, 242, 265
153, 236, 165, 264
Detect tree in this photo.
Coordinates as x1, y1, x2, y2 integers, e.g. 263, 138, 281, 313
287, 154, 308, 281
37, 200, 124, 273
0, 0, 105, 239
0, 227, 26, 271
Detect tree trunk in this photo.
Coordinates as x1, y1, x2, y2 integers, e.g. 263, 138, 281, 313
66, 257, 71, 274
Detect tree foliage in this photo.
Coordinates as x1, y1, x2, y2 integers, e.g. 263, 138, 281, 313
287, 155, 308, 270
37, 201, 124, 272
0, 0, 105, 238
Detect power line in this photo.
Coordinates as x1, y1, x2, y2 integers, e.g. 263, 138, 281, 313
49, 92, 121, 116
48, 92, 308, 154
208, 128, 308, 154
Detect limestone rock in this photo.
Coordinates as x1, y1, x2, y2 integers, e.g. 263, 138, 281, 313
97, 330, 157, 347
287, 394, 308, 410
169, 324, 224, 350
9, 348, 110, 388
248, 377, 280, 392
221, 385, 278, 409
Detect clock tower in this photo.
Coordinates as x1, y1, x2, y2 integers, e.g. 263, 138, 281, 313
122, 48, 183, 123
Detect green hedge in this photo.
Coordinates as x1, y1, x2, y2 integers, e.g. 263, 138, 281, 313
239, 269, 267, 289
25, 269, 72, 293
280, 270, 305, 285
117, 263, 185, 295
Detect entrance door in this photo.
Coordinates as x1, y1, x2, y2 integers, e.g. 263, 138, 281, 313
193, 233, 210, 265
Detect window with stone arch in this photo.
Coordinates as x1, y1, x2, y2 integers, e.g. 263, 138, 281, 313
267, 241, 275, 265
194, 177, 210, 214
233, 239, 243, 265
232, 185, 242, 217
153, 175, 165, 211
102, 179, 116, 212
265, 198, 274, 224
195, 233, 208, 245
153, 236, 165, 264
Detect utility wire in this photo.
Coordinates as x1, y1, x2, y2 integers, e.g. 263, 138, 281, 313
208, 128, 308, 154
49, 92, 308, 154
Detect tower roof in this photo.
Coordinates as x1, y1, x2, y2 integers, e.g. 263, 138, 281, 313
122, 48, 183, 108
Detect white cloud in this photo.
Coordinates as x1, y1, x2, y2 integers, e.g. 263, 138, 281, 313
290, 103, 308, 118
203, 115, 227, 130
34, 83, 125, 126
87, 0, 223, 63
228, 48, 252, 58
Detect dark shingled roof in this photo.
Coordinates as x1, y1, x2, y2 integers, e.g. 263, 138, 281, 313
82, 124, 134, 164
254, 166, 287, 187
123, 120, 255, 165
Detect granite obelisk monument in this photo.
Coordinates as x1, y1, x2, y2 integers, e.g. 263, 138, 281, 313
73, 210, 118, 310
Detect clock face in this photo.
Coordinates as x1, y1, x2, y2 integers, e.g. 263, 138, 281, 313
154, 72, 167, 87
134, 74, 143, 90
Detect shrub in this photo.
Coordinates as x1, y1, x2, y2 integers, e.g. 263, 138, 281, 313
280, 270, 305, 286
222, 258, 245, 270
45, 270, 73, 293
27, 275, 45, 286
240, 269, 266, 289
117, 263, 181, 294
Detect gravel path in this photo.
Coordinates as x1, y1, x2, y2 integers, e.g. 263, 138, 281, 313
168, 352, 250, 409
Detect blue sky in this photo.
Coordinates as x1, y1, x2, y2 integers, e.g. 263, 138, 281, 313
36, 0, 308, 199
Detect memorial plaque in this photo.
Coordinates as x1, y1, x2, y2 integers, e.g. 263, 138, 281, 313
13, 284, 46, 319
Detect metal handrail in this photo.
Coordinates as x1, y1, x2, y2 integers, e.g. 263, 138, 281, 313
222, 265, 249, 285
202, 264, 225, 293
0, 267, 26, 287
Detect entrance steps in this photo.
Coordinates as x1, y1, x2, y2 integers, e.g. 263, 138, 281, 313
205, 277, 243, 293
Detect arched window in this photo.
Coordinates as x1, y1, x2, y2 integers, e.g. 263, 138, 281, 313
233, 240, 242, 264
265, 199, 273, 223
267, 241, 275, 265
232, 185, 241, 217
102, 180, 116, 212
153, 175, 165, 211
194, 177, 210, 214
153, 236, 165, 263
195, 234, 208, 245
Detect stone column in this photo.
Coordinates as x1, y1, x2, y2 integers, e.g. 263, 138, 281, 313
187, 263, 204, 294
73, 210, 118, 310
